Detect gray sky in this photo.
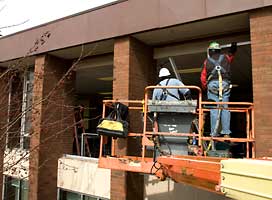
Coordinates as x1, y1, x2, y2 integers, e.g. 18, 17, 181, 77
0, 0, 117, 36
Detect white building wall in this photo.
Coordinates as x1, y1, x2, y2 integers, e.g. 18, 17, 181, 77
3, 149, 29, 180
58, 155, 111, 199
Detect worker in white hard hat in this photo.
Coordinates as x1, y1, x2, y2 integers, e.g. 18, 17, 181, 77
152, 67, 191, 101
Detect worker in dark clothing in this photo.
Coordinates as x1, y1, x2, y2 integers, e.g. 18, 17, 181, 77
200, 41, 237, 137
153, 68, 191, 101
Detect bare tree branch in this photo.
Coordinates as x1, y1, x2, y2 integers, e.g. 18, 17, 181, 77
0, 31, 101, 186
0, 19, 29, 30
0, 4, 6, 12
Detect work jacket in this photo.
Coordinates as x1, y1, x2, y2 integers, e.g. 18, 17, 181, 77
152, 78, 189, 101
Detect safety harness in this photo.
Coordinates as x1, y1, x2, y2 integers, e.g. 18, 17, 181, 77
207, 54, 229, 139
207, 54, 225, 101
159, 79, 180, 100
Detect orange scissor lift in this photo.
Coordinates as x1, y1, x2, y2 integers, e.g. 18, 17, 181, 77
98, 85, 255, 193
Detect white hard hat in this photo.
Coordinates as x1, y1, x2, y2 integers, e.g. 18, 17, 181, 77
159, 68, 170, 77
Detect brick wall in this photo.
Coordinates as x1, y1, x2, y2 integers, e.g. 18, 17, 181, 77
29, 55, 75, 200
112, 37, 155, 200
250, 7, 272, 157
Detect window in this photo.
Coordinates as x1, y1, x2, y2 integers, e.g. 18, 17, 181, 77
7, 74, 23, 149
6, 69, 34, 150
58, 190, 107, 200
20, 70, 34, 149
3, 176, 29, 200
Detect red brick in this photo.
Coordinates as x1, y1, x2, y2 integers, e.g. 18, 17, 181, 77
250, 7, 272, 157
29, 55, 75, 200
111, 37, 155, 200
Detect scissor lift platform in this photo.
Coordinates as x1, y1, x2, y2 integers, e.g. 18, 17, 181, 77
98, 85, 256, 193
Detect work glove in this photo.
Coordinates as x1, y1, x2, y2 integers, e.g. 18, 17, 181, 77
230, 42, 237, 54
184, 90, 192, 100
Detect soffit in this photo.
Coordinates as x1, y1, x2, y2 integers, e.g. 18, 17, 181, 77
0, 0, 270, 62
134, 13, 249, 46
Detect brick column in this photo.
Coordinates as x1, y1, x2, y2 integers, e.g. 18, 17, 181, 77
250, 7, 272, 157
112, 37, 155, 200
29, 55, 75, 200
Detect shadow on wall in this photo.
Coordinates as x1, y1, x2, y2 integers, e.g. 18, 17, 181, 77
144, 175, 231, 200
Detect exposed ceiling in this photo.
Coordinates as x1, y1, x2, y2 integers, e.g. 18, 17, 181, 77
49, 39, 114, 60
76, 64, 113, 95
75, 54, 113, 95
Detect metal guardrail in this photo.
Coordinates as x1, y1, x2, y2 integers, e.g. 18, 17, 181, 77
81, 133, 99, 156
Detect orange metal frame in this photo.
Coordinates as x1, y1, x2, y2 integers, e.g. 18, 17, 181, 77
199, 101, 255, 158
98, 85, 255, 192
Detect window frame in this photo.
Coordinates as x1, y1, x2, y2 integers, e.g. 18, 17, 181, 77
58, 189, 108, 200
3, 176, 29, 200
19, 69, 34, 150
6, 68, 34, 151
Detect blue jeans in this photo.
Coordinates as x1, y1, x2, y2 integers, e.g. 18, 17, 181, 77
207, 80, 231, 136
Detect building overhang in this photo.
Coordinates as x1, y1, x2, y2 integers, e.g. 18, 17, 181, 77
0, 0, 271, 63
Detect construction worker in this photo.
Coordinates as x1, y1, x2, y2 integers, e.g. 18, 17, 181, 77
152, 68, 191, 101
200, 41, 237, 137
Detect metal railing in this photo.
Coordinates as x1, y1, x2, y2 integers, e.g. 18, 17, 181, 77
99, 85, 255, 159
81, 133, 99, 157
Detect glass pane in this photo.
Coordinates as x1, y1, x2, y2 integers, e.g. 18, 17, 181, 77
83, 196, 97, 200
4, 177, 20, 200
21, 180, 29, 200
23, 136, 30, 149
21, 69, 34, 150
11, 179, 20, 188
58, 190, 105, 200
66, 191, 81, 200
4, 177, 14, 200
